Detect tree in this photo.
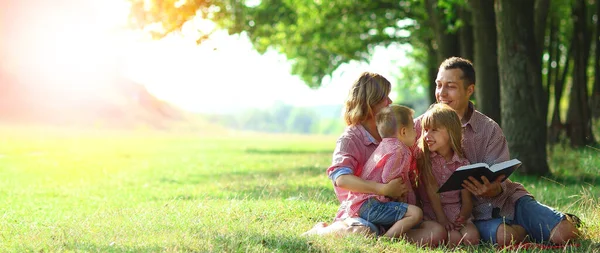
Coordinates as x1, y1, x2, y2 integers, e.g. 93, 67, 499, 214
495, 0, 549, 175
591, 0, 600, 119
469, 0, 501, 124
566, 0, 595, 146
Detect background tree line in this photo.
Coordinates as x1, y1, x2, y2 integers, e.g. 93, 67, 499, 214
208, 102, 345, 135
130, 0, 600, 176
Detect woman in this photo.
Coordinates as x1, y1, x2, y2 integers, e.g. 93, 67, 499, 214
304, 72, 446, 247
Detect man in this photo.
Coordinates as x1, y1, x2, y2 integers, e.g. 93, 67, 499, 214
414, 57, 580, 246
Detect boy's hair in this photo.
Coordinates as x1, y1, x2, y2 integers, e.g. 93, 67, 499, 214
439, 57, 476, 88
417, 103, 464, 190
344, 72, 392, 126
376, 105, 414, 138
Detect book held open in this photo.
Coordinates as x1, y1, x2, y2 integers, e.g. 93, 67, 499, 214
437, 159, 522, 193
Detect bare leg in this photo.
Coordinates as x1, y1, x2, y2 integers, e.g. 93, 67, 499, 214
549, 219, 579, 245
496, 224, 527, 246
383, 205, 422, 238
404, 220, 447, 247
302, 220, 374, 237
458, 222, 480, 246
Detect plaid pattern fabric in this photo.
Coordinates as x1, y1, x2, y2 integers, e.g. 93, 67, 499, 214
327, 124, 379, 204
419, 152, 470, 221
415, 103, 530, 220
339, 138, 415, 219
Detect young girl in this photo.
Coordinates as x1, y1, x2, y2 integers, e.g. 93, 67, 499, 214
303, 72, 446, 247
417, 103, 480, 246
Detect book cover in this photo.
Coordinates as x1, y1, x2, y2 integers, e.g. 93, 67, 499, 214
437, 159, 522, 193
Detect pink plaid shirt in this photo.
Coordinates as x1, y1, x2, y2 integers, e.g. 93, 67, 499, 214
415, 103, 530, 220
418, 152, 470, 221
339, 138, 416, 219
326, 125, 378, 220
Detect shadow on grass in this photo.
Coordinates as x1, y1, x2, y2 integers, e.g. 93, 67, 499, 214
60, 243, 167, 252
159, 165, 324, 185
155, 165, 334, 202
209, 231, 366, 252
245, 148, 332, 155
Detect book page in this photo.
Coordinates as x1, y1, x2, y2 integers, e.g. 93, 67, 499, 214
489, 159, 521, 172
456, 162, 489, 171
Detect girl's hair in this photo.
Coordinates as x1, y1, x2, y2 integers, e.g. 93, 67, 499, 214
376, 105, 414, 138
344, 72, 392, 126
417, 103, 464, 190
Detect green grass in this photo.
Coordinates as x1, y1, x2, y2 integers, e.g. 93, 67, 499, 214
0, 126, 598, 252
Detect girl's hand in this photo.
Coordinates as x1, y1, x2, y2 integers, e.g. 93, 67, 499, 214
453, 215, 468, 229
438, 217, 455, 232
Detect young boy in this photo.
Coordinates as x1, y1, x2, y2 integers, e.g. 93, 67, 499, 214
341, 104, 423, 238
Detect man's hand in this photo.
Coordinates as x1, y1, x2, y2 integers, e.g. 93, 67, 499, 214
462, 175, 504, 198
380, 177, 408, 199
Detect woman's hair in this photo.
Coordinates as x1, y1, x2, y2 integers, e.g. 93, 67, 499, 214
376, 105, 414, 138
344, 72, 392, 126
417, 103, 464, 190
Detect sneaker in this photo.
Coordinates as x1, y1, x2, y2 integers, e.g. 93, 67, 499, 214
564, 213, 582, 228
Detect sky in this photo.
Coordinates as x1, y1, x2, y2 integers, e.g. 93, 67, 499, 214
124, 32, 410, 114
4, 0, 410, 115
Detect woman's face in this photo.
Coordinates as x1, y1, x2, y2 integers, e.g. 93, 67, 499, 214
372, 96, 393, 116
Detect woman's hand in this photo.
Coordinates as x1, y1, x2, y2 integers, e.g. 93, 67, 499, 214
380, 177, 408, 199
461, 175, 504, 198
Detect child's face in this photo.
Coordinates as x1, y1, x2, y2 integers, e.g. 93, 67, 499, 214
423, 126, 451, 155
399, 122, 417, 147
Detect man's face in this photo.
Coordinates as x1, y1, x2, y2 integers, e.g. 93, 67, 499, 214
435, 68, 474, 117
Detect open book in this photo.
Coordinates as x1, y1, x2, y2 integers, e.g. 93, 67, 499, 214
437, 159, 522, 193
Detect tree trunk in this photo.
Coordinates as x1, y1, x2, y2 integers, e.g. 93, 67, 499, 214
548, 18, 572, 144
566, 0, 595, 146
534, 0, 550, 61
591, 0, 600, 118
459, 6, 474, 62
427, 41, 438, 105
424, 0, 461, 104
469, 0, 501, 125
425, 0, 461, 62
495, 0, 549, 175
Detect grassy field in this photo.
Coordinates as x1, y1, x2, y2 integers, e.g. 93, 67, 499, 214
0, 126, 598, 252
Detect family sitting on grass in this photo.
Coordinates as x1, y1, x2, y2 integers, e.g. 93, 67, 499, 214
303, 57, 581, 248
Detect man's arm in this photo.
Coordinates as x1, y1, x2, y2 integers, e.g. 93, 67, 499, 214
463, 124, 509, 198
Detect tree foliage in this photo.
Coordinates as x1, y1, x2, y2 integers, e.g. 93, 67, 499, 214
130, 0, 600, 175
130, 0, 422, 87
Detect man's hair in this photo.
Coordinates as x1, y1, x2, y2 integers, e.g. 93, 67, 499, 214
375, 104, 414, 138
344, 72, 392, 126
439, 57, 476, 88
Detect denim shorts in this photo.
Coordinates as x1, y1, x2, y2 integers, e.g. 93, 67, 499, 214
344, 217, 381, 236
358, 198, 409, 230
474, 196, 564, 244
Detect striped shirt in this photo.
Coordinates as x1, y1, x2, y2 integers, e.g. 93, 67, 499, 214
419, 152, 470, 221
342, 138, 416, 219
326, 124, 379, 220
415, 102, 530, 220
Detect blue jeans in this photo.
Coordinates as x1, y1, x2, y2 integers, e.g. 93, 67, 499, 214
474, 196, 564, 244
358, 198, 409, 234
